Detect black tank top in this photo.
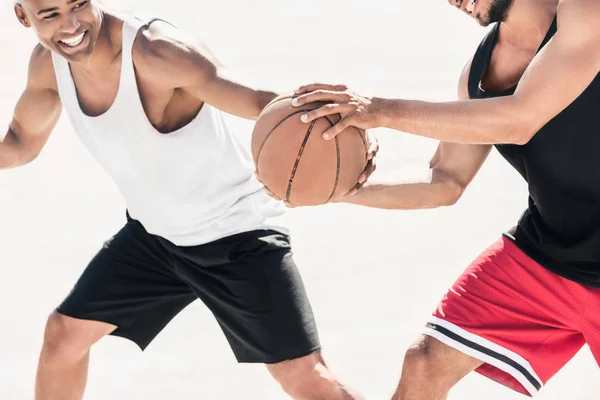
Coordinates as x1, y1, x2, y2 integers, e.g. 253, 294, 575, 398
468, 17, 600, 287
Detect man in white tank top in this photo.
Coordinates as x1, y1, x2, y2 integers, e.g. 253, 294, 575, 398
3, 1, 369, 399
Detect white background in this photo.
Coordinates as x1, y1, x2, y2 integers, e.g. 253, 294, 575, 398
0, 0, 596, 398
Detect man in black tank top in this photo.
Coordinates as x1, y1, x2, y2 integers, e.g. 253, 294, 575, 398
287, 0, 600, 398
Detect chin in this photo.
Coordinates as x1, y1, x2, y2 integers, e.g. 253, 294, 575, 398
57, 47, 91, 62
476, 16, 492, 26
54, 34, 96, 63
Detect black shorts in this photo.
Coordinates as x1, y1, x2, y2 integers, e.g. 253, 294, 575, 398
57, 217, 320, 364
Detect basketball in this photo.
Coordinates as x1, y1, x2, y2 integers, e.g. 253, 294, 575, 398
252, 93, 369, 206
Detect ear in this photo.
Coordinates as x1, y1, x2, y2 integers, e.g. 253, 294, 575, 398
14, 4, 32, 28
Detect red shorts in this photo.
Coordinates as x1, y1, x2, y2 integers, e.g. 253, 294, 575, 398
424, 237, 600, 397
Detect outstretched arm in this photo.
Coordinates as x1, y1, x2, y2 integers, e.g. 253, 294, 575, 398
293, 0, 600, 145
1, 45, 61, 169
341, 59, 492, 209
134, 21, 277, 120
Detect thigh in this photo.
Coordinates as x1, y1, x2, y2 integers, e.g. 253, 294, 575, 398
425, 237, 587, 397
175, 230, 321, 363
58, 219, 196, 350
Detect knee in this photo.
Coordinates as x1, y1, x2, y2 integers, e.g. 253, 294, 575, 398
41, 312, 91, 360
402, 336, 440, 379
396, 336, 482, 400
268, 353, 335, 399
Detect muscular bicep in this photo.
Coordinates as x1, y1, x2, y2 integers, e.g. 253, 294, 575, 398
8, 87, 61, 156
2, 89, 61, 165
513, 1, 600, 136
2, 46, 61, 166
136, 22, 273, 119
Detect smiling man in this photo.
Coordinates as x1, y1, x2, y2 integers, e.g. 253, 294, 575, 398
2, 1, 369, 399
291, 0, 600, 398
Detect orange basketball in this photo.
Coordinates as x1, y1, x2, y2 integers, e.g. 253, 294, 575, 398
252, 93, 368, 206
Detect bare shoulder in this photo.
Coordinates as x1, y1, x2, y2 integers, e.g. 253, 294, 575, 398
132, 20, 218, 85
558, 0, 600, 32
559, 0, 600, 14
555, 0, 600, 71
28, 44, 58, 91
136, 20, 196, 56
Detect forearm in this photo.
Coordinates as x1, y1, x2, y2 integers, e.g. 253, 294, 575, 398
341, 182, 460, 210
254, 89, 279, 117
376, 96, 535, 145
200, 79, 278, 120
228, 88, 277, 120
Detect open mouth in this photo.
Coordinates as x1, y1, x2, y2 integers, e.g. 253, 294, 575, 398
58, 30, 88, 50
465, 0, 478, 14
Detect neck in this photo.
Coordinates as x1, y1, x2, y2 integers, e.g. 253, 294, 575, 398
499, 0, 558, 51
70, 10, 120, 75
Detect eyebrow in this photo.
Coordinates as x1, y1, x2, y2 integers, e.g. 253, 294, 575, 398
37, 0, 79, 15
37, 7, 59, 15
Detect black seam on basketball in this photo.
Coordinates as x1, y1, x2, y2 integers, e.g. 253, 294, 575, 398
256, 109, 313, 175
355, 127, 368, 157
323, 116, 341, 203
286, 120, 317, 203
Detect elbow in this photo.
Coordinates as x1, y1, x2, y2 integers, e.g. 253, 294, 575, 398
507, 98, 544, 145
0, 149, 39, 169
433, 181, 464, 208
428, 174, 464, 208
416, 187, 462, 209
21, 149, 40, 165
442, 194, 461, 207
439, 185, 463, 207
510, 123, 537, 145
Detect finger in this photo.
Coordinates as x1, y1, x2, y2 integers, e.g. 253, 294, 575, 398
357, 159, 372, 184
300, 103, 354, 124
294, 83, 347, 95
292, 90, 350, 107
346, 187, 359, 197
322, 117, 352, 140
348, 176, 371, 196
283, 201, 297, 208
358, 157, 377, 183
294, 83, 338, 95
367, 137, 380, 160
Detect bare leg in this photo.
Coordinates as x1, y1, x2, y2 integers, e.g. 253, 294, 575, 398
391, 335, 483, 400
35, 311, 116, 400
267, 352, 365, 400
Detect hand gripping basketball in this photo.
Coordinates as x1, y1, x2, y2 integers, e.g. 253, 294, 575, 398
291, 83, 382, 140
251, 92, 377, 207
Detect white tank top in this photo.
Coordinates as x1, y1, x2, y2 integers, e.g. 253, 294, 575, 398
51, 17, 288, 246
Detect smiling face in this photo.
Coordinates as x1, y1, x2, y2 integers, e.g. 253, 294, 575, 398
14, 0, 103, 63
450, 0, 515, 26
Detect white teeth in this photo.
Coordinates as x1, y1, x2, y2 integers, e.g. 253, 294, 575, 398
466, 0, 476, 12
60, 32, 85, 47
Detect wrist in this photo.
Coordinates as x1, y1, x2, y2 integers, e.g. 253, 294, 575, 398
371, 97, 394, 128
